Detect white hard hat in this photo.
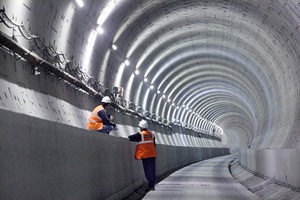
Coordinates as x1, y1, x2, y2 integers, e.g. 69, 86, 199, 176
101, 96, 111, 103
139, 120, 148, 129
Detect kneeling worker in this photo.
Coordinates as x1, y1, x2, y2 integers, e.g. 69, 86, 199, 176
128, 120, 156, 191
87, 96, 117, 134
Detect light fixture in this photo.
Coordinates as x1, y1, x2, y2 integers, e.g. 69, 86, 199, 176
120, 62, 125, 68
150, 85, 154, 90
157, 90, 161, 94
167, 98, 171, 102
96, 26, 104, 34
124, 59, 130, 66
144, 77, 148, 82
172, 102, 175, 106
112, 44, 117, 50
162, 94, 166, 99
75, 0, 84, 7
134, 69, 139, 75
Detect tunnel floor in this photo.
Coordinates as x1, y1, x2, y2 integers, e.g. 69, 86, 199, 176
141, 154, 258, 200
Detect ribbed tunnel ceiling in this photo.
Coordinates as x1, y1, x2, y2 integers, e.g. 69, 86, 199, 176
2, 0, 300, 149
82, 0, 300, 148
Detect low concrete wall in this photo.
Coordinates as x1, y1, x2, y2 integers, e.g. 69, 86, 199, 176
239, 149, 300, 190
0, 109, 229, 200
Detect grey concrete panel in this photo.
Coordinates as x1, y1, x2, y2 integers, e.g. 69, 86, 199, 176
239, 149, 300, 190
0, 109, 229, 200
231, 155, 300, 199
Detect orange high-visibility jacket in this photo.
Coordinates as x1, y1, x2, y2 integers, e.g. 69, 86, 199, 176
87, 105, 104, 130
135, 130, 156, 159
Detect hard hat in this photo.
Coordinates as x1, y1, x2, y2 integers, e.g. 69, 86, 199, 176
139, 120, 148, 129
101, 96, 111, 103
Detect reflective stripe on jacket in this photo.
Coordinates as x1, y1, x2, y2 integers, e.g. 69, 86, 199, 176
87, 105, 104, 130
135, 130, 156, 159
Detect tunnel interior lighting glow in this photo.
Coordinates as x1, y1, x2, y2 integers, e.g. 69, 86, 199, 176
124, 59, 130, 66
150, 85, 154, 90
115, 62, 126, 86
120, 62, 125, 68
144, 77, 148, 82
75, 0, 84, 7
97, 0, 124, 27
134, 69, 139, 75
82, 29, 97, 73
112, 44, 117, 50
162, 94, 166, 99
157, 90, 161, 94
96, 26, 104, 34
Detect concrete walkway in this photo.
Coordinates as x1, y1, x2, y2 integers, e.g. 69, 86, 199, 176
143, 154, 258, 200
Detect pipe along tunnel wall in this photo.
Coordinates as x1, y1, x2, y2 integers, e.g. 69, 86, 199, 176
0, 49, 228, 200
0, 109, 229, 200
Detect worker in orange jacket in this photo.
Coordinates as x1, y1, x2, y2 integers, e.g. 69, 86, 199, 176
87, 96, 116, 134
128, 120, 156, 191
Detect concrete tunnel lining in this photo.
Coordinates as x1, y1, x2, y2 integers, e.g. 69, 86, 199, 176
1, 0, 300, 198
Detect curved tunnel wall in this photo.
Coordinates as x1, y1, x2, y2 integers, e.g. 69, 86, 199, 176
2, 0, 300, 195
0, 109, 228, 200
2, 0, 300, 149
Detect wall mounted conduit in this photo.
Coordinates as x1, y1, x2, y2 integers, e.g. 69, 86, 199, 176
0, 30, 221, 141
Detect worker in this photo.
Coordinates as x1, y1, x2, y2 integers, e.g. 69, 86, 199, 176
128, 120, 156, 191
87, 96, 117, 134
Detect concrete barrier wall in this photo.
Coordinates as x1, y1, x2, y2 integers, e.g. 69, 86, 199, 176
0, 109, 229, 200
239, 149, 300, 190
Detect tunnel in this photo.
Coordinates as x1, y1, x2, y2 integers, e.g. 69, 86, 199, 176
1, 0, 300, 199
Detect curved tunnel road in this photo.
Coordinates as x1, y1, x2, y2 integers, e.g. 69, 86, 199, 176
143, 154, 258, 200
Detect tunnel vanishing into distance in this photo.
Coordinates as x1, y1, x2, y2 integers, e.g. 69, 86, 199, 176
1, 0, 300, 199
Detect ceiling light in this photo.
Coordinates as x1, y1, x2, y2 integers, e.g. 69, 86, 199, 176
167, 98, 171, 102
96, 26, 104, 34
134, 69, 139, 75
120, 62, 125, 68
76, 0, 84, 7
124, 59, 130, 66
162, 94, 166, 99
150, 85, 154, 90
157, 90, 161, 94
144, 77, 148, 82
112, 44, 117, 50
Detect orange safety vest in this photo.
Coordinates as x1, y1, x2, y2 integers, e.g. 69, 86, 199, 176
135, 130, 156, 160
87, 105, 104, 130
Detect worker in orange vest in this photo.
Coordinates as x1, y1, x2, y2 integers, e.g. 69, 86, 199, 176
128, 120, 156, 191
87, 96, 117, 134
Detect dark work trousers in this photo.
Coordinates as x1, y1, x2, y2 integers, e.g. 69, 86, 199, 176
142, 157, 156, 188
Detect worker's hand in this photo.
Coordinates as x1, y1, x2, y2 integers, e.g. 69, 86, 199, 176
109, 115, 114, 121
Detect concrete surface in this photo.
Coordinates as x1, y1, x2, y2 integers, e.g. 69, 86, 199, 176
240, 149, 300, 190
231, 155, 300, 200
143, 154, 258, 200
0, 108, 229, 200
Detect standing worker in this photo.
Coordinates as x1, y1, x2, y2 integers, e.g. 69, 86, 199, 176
87, 96, 117, 134
128, 120, 156, 191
